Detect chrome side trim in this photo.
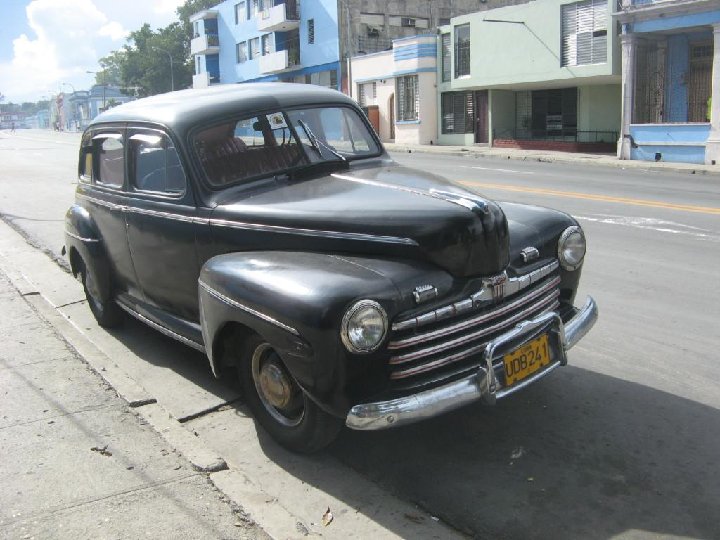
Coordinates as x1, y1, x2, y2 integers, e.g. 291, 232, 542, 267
392, 260, 560, 332
208, 218, 417, 246
65, 230, 100, 243
390, 275, 561, 350
115, 301, 205, 352
78, 193, 119, 210
76, 194, 416, 246
198, 280, 300, 336
346, 296, 598, 430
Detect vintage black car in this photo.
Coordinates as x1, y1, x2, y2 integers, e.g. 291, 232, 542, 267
64, 83, 597, 452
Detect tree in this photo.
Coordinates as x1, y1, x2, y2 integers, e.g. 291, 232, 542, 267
96, 0, 220, 97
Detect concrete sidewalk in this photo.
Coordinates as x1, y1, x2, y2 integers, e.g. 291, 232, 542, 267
0, 269, 267, 540
384, 141, 720, 177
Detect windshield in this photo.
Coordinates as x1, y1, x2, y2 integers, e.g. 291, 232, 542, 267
193, 106, 380, 187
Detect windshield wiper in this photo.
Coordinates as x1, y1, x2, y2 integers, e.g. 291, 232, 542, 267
297, 120, 346, 161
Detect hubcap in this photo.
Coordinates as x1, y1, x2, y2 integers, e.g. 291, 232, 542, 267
251, 343, 304, 427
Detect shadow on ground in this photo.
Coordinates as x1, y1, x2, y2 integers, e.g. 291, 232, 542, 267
256, 366, 719, 539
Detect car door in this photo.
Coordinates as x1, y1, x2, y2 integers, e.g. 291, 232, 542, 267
79, 128, 142, 299
124, 127, 202, 321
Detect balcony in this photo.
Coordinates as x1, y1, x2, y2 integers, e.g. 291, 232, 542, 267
259, 49, 300, 74
192, 71, 220, 88
191, 33, 220, 55
257, 3, 300, 32
193, 72, 210, 88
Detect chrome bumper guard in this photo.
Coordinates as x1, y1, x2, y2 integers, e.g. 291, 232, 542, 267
346, 296, 598, 430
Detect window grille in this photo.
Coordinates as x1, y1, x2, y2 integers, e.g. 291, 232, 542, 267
249, 37, 260, 59
454, 24, 470, 77
235, 1, 247, 24
308, 19, 315, 44
330, 70, 338, 89
397, 75, 419, 121
236, 42, 247, 63
441, 92, 474, 134
561, 0, 607, 66
688, 43, 712, 122
633, 41, 663, 123
358, 84, 366, 106
441, 33, 451, 82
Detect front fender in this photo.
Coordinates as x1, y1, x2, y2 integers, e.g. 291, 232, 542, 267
198, 251, 448, 417
64, 204, 112, 301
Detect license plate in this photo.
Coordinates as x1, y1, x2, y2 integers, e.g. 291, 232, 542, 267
503, 333, 551, 387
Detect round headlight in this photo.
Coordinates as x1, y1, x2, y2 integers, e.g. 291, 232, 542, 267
341, 300, 388, 353
558, 226, 586, 271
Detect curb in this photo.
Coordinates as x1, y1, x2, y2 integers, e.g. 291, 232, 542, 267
0, 218, 465, 540
384, 144, 720, 177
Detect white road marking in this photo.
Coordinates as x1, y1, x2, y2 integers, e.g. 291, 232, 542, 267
471, 166, 535, 175
576, 214, 720, 242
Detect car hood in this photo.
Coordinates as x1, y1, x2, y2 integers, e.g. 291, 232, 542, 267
210, 163, 509, 277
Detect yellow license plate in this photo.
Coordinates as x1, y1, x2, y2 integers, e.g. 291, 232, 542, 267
503, 333, 551, 387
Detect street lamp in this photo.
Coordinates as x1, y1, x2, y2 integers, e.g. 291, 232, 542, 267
151, 46, 174, 92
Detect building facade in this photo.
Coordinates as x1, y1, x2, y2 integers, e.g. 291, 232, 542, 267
437, 0, 621, 152
616, 0, 720, 164
351, 34, 437, 144
190, 0, 531, 92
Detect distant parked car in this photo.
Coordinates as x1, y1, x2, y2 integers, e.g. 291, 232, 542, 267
64, 83, 597, 452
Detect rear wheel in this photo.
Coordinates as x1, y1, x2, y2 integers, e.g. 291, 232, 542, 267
237, 335, 343, 453
80, 260, 122, 328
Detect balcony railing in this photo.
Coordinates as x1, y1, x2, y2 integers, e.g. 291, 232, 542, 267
257, 2, 300, 32
190, 33, 220, 55
258, 45, 300, 74
494, 129, 618, 143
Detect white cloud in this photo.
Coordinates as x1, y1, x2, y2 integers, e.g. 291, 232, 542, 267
0, 0, 184, 103
99, 21, 129, 41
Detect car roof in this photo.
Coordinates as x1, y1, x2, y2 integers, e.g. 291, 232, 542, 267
89, 82, 359, 136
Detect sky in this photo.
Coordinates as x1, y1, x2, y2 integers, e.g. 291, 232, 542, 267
0, 0, 186, 103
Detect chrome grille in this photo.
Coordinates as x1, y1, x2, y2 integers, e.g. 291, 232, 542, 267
387, 262, 561, 386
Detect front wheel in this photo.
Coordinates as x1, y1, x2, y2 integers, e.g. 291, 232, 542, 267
238, 335, 343, 453
80, 261, 122, 328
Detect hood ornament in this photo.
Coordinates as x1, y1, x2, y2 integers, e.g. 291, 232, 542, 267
413, 284, 438, 304
429, 189, 488, 215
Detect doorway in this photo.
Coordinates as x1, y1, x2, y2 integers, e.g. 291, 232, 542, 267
474, 90, 488, 144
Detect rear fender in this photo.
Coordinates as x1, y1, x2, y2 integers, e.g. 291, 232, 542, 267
64, 204, 112, 301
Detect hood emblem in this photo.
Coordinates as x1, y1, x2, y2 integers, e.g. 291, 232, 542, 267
521, 247, 540, 263
413, 284, 438, 304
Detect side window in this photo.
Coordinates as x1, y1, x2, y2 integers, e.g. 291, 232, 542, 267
78, 146, 93, 183
94, 134, 125, 188
129, 131, 186, 195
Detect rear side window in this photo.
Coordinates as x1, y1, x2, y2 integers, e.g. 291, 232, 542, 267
129, 131, 186, 195
94, 134, 125, 188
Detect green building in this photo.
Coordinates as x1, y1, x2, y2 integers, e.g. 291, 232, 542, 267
437, 0, 621, 152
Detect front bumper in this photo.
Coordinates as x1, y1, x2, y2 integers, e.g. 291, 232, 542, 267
345, 296, 598, 430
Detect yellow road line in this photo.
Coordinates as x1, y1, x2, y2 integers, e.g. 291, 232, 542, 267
460, 181, 720, 216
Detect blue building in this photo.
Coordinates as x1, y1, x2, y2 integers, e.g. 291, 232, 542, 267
616, 0, 720, 165
190, 0, 497, 93
191, 0, 341, 90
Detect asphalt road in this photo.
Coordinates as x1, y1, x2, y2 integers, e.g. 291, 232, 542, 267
1, 130, 719, 539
